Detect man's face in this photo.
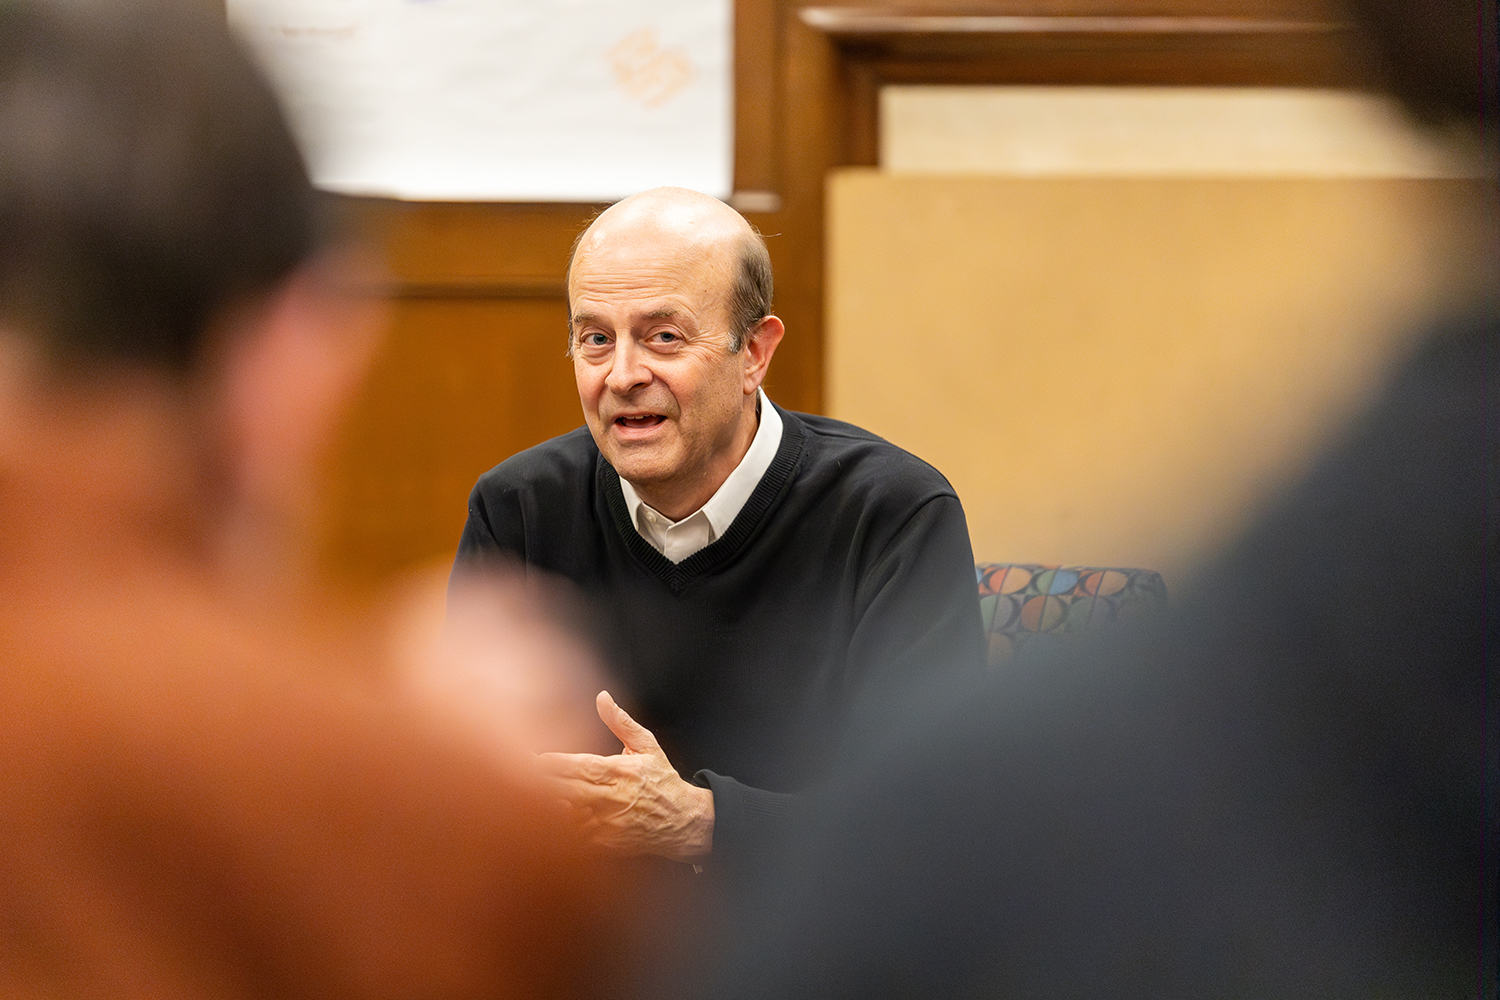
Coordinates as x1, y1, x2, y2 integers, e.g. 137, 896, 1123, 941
569, 235, 754, 517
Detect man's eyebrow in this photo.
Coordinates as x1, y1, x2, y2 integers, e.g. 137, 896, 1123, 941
570, 308, 680, 328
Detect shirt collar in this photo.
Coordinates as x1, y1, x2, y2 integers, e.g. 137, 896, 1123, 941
619, 388, 783, 543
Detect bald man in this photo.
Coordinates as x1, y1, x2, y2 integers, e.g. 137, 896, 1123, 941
454, 188, 986, 876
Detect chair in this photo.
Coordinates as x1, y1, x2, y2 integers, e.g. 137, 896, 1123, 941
975, 563, 1167, 665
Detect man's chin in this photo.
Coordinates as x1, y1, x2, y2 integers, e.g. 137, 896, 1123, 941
601, 443, 676, 489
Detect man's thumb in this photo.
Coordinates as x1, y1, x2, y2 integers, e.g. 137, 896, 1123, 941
597, 690, 659, 754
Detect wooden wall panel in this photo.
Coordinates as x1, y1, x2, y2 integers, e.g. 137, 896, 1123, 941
321, 202, 599, 579
327, 295, 583, 577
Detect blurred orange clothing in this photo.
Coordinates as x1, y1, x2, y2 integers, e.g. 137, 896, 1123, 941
0, 481, 625, 1000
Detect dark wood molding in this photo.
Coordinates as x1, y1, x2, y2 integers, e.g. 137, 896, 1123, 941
798, 9, 1344, 34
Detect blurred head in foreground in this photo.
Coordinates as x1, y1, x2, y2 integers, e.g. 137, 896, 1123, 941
0, 0, 381, 585
0, 0, 321, 371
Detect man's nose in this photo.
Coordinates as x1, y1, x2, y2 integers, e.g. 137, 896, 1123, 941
605, 338, 651, 394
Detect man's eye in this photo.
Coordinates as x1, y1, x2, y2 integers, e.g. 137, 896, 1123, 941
582, 332, 609, 347
653, 331, 678, 344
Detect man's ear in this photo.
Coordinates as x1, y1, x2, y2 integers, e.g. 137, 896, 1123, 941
211, 250, 386, 520
741, 315, 784, 395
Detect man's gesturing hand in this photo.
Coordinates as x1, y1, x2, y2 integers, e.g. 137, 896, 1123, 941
539, 691, 714, 864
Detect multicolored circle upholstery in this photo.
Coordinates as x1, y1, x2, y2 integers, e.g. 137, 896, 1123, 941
975, 563, 1167, 665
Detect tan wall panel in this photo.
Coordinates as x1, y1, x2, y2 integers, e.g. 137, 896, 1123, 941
325, 295, 583, 578
827, 172, 1478, 584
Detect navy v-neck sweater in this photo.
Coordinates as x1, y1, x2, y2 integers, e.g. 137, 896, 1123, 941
455, 407, 985, 862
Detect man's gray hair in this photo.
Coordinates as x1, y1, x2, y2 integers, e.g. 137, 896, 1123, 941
725, 226, 773, 353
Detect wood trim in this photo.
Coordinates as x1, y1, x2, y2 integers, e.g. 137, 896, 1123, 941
736, 0, 782, 193
798, 10, 1343, 34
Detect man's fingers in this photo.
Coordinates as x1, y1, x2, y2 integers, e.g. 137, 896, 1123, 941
537, 750, 626, 785
544, 773, 610, 799
596, 690, 662, 756
537, 750, 599, 776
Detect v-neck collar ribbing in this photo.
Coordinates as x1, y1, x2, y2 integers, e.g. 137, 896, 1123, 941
599, 406, 806, 595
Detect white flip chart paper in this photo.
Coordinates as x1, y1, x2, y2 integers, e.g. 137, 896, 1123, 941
228, 0, 733, 200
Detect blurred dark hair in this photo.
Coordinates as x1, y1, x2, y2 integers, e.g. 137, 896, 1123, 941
0, 0, 326, 373
1345, 0, 1497, 127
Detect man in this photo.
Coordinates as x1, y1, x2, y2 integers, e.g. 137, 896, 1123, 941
707, 0, 1495, 995
0, 1, 626, 996
454, 188, 986, 871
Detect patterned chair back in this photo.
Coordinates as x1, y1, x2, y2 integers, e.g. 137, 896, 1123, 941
976, 563, 1167, 666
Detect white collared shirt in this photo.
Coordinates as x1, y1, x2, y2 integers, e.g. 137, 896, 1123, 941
619, 389, 783, 564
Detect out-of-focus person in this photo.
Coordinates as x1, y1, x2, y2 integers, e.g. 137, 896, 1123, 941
704, 0, 1496, 996
0, 1, 626, 996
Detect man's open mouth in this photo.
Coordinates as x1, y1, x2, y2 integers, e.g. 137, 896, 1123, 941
615, 414, 666, 429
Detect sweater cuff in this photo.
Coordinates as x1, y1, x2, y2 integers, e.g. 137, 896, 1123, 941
692, 770, 800, 868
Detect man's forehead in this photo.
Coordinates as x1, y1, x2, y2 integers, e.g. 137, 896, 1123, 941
575, 223, 725, 273
569, 242, 730, 312
575, 195, 745, 275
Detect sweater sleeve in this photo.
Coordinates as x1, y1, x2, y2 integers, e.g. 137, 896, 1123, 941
850, 493, 987, 692
692, 770, 802, 880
